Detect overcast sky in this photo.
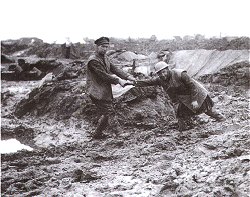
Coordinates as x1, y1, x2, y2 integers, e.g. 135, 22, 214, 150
1, 0, 249, 43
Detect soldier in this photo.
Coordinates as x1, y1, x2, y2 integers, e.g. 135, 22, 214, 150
135, 60, 225, 131
157, 49, 172, 64
86, 37, 135, 139
14, 59, 42, 79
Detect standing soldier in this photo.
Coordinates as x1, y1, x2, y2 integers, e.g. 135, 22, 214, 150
86, 37, 135, 139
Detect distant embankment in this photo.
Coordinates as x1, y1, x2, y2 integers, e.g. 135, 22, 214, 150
172, 49, 249, 78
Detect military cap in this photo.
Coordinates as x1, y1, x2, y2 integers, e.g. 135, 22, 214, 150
157, 52, 166, 58
94, 37, 109, 46
157, 51, 169, 58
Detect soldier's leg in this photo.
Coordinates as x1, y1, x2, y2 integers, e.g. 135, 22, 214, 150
90, 97, 109, 139
92, 115, 109, 139
205, 108, 225, 122
177, 117, 186, 131
177, 117, 195, 131
91, 97, 121, 138
176, 103, 195, 131
105, 103, 122, 136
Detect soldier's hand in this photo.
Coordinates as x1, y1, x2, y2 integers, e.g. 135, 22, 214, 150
124, 80, 135, 86
119, 79, 128, 87
191, 101, 199, 110
127, 75, 136, 82
133, 80, 144, 86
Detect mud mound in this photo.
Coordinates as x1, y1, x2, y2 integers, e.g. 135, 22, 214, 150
1, 38, 88, 59
199, 61, 250, 87
1, 125, 36, 148
1, 38, 43, 56
24, 43, 84, 59
2, 37, 43, 46
14, 79, 175, 129
1, 54, 15, 63
14, 79, 85, 119
1, 56, 84, 81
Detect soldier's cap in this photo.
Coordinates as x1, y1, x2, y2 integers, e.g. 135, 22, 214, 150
94, 37, 109, 46
157, 52, 165, 58
157, 50, 170, 58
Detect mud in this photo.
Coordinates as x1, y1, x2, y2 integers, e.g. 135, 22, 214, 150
1, 45, 250, 196
1, 78, 250, 197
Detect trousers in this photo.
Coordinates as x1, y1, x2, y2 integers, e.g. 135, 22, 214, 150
176, 96, 225, 131
90, 96, 121, 137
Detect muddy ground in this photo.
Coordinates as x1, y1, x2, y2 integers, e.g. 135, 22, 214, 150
1, 76, 250, 197
1, 43, 250, 196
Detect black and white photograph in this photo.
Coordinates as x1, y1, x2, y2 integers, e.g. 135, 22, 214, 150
1, 0, 250, 196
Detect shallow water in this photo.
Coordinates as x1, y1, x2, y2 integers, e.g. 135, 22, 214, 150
0, 138, 33, 154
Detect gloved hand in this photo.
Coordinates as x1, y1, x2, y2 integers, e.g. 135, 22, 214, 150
191, 101, 199, 110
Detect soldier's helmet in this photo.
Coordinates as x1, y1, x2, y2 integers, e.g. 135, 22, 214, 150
154, 61, 169, 74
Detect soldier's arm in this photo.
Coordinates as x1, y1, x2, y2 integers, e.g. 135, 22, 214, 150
110, 63, 131, 80
88, 60, 119, 84
135, 77, 161, 87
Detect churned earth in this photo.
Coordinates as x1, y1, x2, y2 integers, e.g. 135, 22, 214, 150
1, 48, 250, 196
1, 81, 250, 197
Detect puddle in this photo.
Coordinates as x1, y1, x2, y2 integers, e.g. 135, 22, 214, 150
0, 138, 33, 154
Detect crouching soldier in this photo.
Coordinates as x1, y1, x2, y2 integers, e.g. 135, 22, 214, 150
86, 36, 135, 139
135, 61, 225, 131
14, 59, 42, 79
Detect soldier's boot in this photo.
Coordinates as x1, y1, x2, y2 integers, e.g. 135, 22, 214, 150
205, 109, 225, 122
110, 122, 122, 137
112, 125, 123, 137
186, 117, 196, 129
108, 117, 122, 137
92, 115, 108, 139
177, 118, 187, 131
178, 117, 194, 131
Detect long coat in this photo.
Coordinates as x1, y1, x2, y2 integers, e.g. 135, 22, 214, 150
86, 53, 129, 101
137, 68, 209, 113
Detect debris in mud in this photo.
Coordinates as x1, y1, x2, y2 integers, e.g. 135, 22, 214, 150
1, 38, 250, 196
72, 169, 101, 183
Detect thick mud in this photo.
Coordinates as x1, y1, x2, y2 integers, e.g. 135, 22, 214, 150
1, 78, 250, 196
1, 45, 250, 196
